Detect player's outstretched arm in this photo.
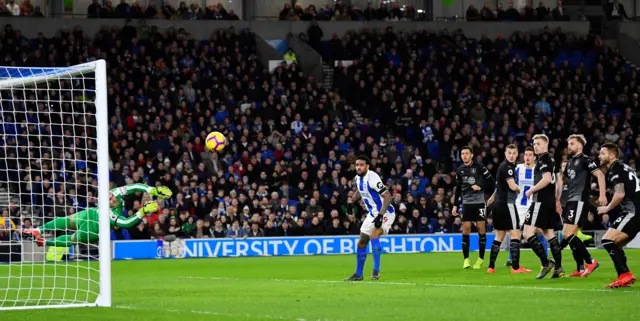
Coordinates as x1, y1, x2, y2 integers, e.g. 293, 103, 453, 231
111, 183, 153, 198
110, 201, 158, 228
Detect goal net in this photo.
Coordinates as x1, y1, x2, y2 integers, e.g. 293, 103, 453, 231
0, 60, 111, 310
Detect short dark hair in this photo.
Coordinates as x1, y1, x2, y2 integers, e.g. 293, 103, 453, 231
356, 155, 370, 164
602, 143, 619, 158
461, 146, 473, 154
524, 146, 534, 153
506, 144, 517, 150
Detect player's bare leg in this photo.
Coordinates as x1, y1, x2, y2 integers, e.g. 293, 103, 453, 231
523, 224, 554, 279
473, 220, 486, 269
346, 233, 370, 281
602, 229, 636, 288
562, 223, 598, 277
462, 221, 472, 269
370, 228, 384, 280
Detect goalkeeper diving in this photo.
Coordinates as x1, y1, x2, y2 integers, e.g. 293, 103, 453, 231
24, 184, 172, 247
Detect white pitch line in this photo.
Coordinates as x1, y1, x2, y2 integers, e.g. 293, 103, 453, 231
115, 305, 341, 321
178, 276, 640, 294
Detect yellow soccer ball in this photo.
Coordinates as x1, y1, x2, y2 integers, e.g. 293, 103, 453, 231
205, 131, 226, 152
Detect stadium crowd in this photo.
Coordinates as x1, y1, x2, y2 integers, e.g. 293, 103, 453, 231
0, 19, 638, 242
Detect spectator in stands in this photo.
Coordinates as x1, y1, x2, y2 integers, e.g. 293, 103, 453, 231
19, 0, 33, 16
87, 0, 102, 18
283, 48, 297, 62
115, 0, 130, 17
604, 0, 630, 20
466, 5, 481, 21
552, 0, 570, 21
480, 3, 495, 20
536, 2, 549, 20
6, 0, 19, 16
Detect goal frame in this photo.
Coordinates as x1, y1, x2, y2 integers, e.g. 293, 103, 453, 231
0, 59, 111, 310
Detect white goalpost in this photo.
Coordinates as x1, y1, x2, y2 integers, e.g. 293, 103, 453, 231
0, 60, 111, 309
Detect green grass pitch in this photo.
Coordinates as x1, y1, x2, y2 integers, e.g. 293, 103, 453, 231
2, 250, 640, 320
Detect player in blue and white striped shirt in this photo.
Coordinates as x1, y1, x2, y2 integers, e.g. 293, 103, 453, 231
345, 155, 396, 281
505, 147, 548, 267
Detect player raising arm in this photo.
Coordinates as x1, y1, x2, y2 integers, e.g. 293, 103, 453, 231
486, 144, 531, 274
345, 156, 396, 281
25, 184, 172, 247
597, 143, 638, 288
452, 146, 495, 270
556, 135, 606, 278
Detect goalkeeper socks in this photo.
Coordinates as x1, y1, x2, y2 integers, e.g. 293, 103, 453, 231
39, 216, 73, 233
488, 240, 501, 269
568, 234, 593, 264
45, 235, 74, 247
371, 238, 381, 271
603, 239, 629, 276
355, 246, 367, 276
527, 235, 549, 266
549, 237, 562, 268
462, 234, 470, 259
478, 234, 487, 259
510, 239, 521, 270
538, 234, 548, 256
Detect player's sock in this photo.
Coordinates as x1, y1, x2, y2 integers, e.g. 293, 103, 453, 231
45, 235, 74, 247
549, 237, 562, 268
39, 216, 72, 233
568, 234, 593, 264
510, 239, 521, 270
602, 239, 629, 276
488, 240, 501, 269
371, 238, 381, 272
478, 234, 487, 259
527, 235, 549, 265
568, 240, 585, 271
538, 235, 548, 255
355, 246, 367, 277
462, 234, 470, 259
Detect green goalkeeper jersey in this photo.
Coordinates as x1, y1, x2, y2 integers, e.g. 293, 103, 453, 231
109, 184, 152, 221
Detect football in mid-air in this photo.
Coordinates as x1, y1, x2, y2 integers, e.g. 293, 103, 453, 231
205, 131, 226, 152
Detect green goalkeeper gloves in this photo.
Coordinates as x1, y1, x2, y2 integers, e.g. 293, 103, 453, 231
141, 201, 159, 215
150, 186, 172, 199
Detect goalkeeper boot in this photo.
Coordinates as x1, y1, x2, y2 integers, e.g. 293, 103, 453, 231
463, 258, 471, 269
345, 274, 363, 282
371, 270, 380, 280
23, 228, 40, 238
472, 258, 484, 270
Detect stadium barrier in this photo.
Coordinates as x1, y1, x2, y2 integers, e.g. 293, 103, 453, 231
111, 233, 496, 260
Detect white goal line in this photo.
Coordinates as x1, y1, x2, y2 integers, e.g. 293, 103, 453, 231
178, 276, 633, 294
